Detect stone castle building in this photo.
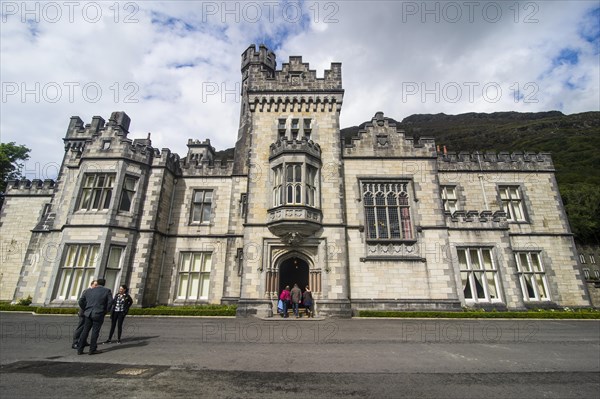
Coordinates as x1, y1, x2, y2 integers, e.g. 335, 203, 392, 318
0, 45, 593, 316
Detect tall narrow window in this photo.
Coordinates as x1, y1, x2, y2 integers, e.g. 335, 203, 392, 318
278, 118, 286, 139
55, 244, 100, 300
362, 182, 413, 240
303, 118, 312, 140
104, 246, 124, 292
191, 190, 213, 223
458, 248, 501, 302
499, 186, 526, 222
286, 164, 302, 204
79, 173, 115, 210
515, 252, 550, 301
177, 252, 212, 300
119, 176, 137, 212
291, 119, 299, 140
441, 186, 458, 213
306, 165, 318, 207
272, 166, 283, 207
240, 193, 248, 218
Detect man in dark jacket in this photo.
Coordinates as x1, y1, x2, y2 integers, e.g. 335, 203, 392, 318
290, 283, 302, 318
77, 278, 113, 355
71, 280, 97, 349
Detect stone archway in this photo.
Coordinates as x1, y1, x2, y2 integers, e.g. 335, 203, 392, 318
279, 255, 309, 296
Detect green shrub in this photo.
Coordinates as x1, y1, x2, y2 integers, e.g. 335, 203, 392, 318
34, 307, 79, 314
16, 296, 32, 306
0, 303, 35, 312
128, 305, 237, 316
358, 309, 600, 319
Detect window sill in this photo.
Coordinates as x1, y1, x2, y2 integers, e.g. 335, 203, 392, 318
360, 256, 425, 262
365, 239, 418, 245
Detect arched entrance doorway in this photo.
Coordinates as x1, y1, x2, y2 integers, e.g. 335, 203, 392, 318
279, 256, 309, 295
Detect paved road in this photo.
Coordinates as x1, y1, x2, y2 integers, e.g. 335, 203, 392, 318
1, 313, 599, 398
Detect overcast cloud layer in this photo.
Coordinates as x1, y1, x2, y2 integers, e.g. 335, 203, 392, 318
1, 0, 599, 180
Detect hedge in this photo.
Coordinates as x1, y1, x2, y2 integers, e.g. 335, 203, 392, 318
0, 303, 237, 316
358, 310, 600, 319
2, 303, 598, 318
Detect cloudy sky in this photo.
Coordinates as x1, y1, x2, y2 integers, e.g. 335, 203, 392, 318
1, 0, 598, 180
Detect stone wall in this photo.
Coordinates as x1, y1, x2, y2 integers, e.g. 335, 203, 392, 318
0, 180, 54, 300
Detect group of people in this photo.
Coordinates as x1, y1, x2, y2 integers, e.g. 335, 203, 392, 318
278, 284, 314, 318
72, 278, 133, 355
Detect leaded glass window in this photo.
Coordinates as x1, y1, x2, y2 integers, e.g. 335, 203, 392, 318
362, 182, 413, 240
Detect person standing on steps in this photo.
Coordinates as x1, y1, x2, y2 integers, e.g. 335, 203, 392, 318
290, 283, 302, 318
105, 284, 133, 344
279, 285, 291, 318
77, 278, 113, 355
303, 285, 314, 318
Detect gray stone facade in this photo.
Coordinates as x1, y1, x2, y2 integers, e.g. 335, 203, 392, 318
0, 45, 593, 316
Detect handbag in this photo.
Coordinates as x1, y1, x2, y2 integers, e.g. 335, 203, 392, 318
277, 299, 284, 311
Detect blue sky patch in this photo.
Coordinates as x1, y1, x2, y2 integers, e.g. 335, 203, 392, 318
552, 48, 580, 67
579, 7, 600, 43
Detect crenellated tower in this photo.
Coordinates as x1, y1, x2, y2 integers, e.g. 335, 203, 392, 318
235, 44, 350, 317
234, 44, 277, 174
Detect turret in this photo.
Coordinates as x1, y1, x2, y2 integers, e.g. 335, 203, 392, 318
241, 44, 276, 78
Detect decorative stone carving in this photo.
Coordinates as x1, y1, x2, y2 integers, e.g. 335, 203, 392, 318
282, 232, 305, 246
267, 206, 323, 237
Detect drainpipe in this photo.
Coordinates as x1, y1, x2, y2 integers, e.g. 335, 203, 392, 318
156, 176, 178, 303
477, 153, 489, 210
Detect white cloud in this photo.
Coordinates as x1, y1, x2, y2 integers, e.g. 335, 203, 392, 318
1, 1, 598, 181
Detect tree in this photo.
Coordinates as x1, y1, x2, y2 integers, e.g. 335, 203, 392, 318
561, 183, 600, 245
0, 142, 31, 194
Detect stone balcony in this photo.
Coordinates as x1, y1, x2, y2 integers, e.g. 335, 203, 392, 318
266, 205, 323, 238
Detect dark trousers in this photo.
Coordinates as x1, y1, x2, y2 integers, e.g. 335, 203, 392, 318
78, 314, 105, 352
282, 301, 289, 318
72, 315, 85, 345
108, 312, 126, 341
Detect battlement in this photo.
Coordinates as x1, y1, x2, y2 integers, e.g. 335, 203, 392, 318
245, 46, 342, 93
65, 111, 130, 139
179, 157, 234, 177
445, 210, 509, 229
187, 139, 216, 162
5, 179, 56, 196
248, 93, 343, 113
343, 112, 437, 158
269, 138, 322, 160
241, 44, 276, 76
438, 151, 554, 172
152, 148, 182, 174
